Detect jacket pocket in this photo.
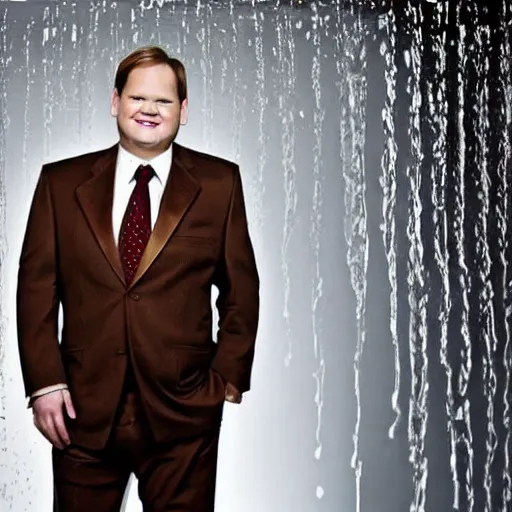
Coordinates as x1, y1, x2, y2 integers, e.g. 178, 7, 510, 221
168, 344, 214, 396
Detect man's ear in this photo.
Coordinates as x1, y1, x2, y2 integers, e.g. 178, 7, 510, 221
111, 89, 120, 117
180, 98, 189, 125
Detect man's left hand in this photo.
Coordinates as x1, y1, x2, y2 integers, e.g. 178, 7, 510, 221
225, 382, 242, 404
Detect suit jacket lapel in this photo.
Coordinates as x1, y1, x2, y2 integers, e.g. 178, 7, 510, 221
128, 144, 200, 289
75, 144, 125, 285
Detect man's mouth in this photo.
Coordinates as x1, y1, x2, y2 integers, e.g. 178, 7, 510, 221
135, 120, 159, 128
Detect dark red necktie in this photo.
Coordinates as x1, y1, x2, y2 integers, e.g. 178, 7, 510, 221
119, 164, 155, 286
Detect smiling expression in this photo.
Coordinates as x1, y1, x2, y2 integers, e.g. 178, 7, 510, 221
111, 63, 188, 160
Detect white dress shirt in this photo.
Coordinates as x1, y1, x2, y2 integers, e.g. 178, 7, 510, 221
31, 143, 173, 401
112, 143, 173, 245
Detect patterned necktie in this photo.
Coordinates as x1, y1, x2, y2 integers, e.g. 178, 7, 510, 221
119, 164, 155, 286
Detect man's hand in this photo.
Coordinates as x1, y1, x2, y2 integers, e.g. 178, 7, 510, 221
225, 382, 242, 404
32, 389, 76, 449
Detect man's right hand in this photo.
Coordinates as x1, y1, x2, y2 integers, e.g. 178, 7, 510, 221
32, 389, 76, 450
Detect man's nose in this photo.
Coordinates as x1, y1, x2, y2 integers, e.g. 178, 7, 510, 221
141, 101, 158, 115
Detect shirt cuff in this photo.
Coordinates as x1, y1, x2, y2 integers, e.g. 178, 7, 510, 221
28, 383, 68, 407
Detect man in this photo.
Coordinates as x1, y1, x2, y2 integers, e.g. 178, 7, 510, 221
16, 46, 259, 511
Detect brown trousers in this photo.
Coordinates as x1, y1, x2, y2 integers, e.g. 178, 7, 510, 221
52, 390, 221, 512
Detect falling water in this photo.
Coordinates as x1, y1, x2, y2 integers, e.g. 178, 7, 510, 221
378, 8, 400, 440
111, 2, 120, 64
424, 3, 458, 509
339, 3, 369, 511
227, 0, 244, 162
310, 2, 326, 501
276, 10, 297, 367
131, 6, 140, 47
451, 13, 475, 512
403, 3, 429, 512
196, 3, 214, 151
471, 21, 499, 512
42, 6, 54, 160
154, 5, 164, 47
21, 18, 34, 187
0, 6, 9, 503
69, 2, 81, 145
82, 5, 98, 149
497, 2, 512, 510
250, 7, 267, 232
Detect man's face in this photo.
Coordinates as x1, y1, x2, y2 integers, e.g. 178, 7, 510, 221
111, 63, 188, 159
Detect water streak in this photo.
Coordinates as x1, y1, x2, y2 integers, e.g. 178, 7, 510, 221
21, 19, 34, 187
423, 3, 459, 509
339, 4, 369, 511
471, 22, 499, 512
276, 11, 297, 367
309, 5, 325, 498
0, 0, 8, 478
196, 3, 214, 150
451, 15, 475, 512
378, 8, 400, 440
227, 0, 243, 162
42, 6, 54, 160
403, 4, 429, 512
497, 3, 512, 509
228, 0, 244, 162
85, 4, 100, 148
252, 8, 266, 230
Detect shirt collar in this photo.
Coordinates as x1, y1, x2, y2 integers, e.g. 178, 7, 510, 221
116, 143, 173, 185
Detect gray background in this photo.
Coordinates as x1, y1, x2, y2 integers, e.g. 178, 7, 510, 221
0, 1, 511, 511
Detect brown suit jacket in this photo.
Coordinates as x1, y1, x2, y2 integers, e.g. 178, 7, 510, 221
16, 143, 259, 450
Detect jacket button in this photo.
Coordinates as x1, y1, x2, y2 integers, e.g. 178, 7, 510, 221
129, 293, 140, 301
116, 348, 126, 355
